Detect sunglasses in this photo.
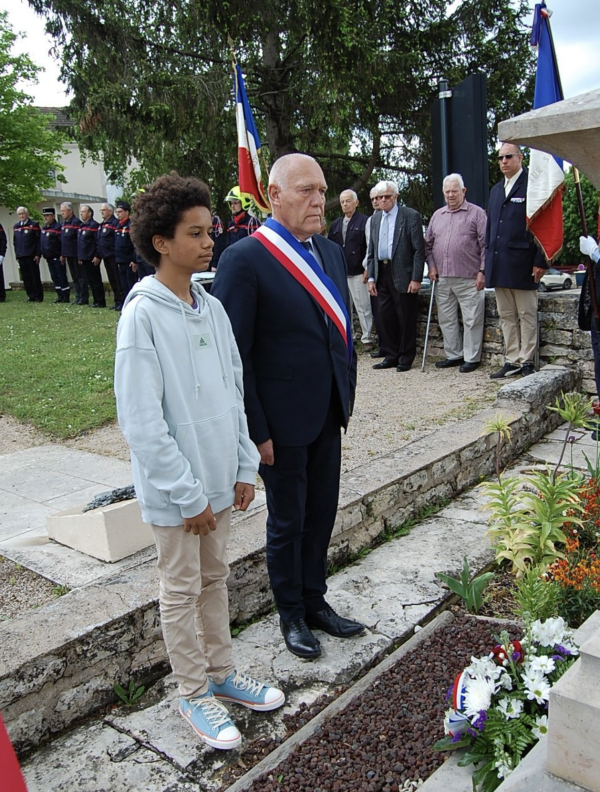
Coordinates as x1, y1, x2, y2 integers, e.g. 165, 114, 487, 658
497, 154, 517, 161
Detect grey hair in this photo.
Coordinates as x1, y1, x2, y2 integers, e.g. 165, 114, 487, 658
101, 202, 114, 211
443, 173, 465, 190
60, 202, 73, 210
374, 181, 398, 196
340, 189, 358, 202
16, 206, 28, 214
269, 153, 318, 191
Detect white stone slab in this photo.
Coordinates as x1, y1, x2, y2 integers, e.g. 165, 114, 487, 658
22, 720, 190, 792
47, 499, 154, 563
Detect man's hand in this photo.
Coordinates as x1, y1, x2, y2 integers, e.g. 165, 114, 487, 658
475, 272, 485, 291
407, 280, 421, 293
533, 267, 546, 283
93, 257, 101, 266
183, 504, 217, 535
34, 256, 40, 264
428, 267, 439, 282
234, 482, 255, 511
362, 270, 368, 284
60, 256, 65, 264
367, 281, 378, 297
258, 439, 274, 465
131, 261, 138, 272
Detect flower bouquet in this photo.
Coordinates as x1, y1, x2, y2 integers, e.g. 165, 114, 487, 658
434, 617, 579, 792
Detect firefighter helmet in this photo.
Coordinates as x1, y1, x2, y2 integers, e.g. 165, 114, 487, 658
225, 186, 254, 211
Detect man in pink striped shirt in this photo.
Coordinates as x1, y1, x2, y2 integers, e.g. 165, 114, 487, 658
425, 174, 487, 373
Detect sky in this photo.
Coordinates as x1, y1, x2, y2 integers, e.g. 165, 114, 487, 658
0, 0, 598, 106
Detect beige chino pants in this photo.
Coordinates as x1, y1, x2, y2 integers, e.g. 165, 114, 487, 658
494, 288, 538, 365
435, 276, 485, 363
152, 507, 234, 700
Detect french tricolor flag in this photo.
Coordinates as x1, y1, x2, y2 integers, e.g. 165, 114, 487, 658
527, 2, 565, 262
234, 64, 271, 214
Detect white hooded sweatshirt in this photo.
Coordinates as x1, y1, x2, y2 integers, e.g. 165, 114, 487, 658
114, 276, 259, 526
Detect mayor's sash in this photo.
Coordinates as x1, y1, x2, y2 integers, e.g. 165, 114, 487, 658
253, 218, 353, 362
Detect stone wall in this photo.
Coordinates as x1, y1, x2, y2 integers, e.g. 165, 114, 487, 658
0, 368, 581, 755
415, 290, 594, 393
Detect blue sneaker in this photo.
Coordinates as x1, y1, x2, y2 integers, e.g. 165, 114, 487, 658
178, 692, 241, 750
210, 670, 285, 712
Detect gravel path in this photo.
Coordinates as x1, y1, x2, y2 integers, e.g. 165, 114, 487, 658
0, 349, 499, 467
225, 614, 518, 792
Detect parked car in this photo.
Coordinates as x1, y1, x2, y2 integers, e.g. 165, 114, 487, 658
539, 268, 572, 291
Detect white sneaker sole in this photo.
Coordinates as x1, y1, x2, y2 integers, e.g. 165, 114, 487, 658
179, 704, 242, 750
213, 689, 286, 712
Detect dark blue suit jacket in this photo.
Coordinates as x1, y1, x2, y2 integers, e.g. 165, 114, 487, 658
485, 168, 546, 290
211, 232, 357, 448
328, 212, 368, 276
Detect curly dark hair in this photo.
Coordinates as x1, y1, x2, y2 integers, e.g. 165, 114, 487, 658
130, 173, 211, 267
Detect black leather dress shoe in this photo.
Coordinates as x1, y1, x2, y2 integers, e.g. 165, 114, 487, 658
280, 618, 321, 659
435, 358, 464, 368
372, 359, 397, 370
459, 361, 480, 373
396, 364, 411, 372
370, 350, 386, 359
305, 605, 365, 638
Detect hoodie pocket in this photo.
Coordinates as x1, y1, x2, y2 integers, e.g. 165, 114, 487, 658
174, 407, 240, 499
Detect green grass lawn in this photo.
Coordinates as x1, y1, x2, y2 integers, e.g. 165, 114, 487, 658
0, 290, 120, 438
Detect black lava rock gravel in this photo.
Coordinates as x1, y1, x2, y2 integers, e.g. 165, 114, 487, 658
229, 615, 517, 792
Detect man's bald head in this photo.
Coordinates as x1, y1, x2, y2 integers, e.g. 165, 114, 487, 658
268, 154, 327, 241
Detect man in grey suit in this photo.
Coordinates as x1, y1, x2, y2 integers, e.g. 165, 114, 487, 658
366, 181, 425, 372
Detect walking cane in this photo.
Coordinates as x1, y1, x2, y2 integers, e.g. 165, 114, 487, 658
421, 279, 436, 371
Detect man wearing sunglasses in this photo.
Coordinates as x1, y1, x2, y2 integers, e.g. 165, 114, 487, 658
485, 143, 547, 378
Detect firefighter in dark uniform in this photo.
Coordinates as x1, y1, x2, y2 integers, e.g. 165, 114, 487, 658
115, 200, 138, 302
210, 214, 226, 269
78, 206, 105, 307
60, 202, 86, 304
225, 186, 260, 246
41, 208, 69, 303
95, 203, 123, 310
0, 222, 7, 302
13, 207, 43, 302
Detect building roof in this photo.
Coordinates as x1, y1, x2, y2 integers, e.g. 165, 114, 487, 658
36, 107, 73, 129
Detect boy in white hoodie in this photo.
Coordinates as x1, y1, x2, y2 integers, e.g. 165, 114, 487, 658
115, 174, 284, 750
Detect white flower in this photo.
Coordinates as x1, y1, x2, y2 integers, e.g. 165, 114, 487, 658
463, 675, 495, 717
467, 655, 502, 679
532, 715, 549, 740
524, 671, 551, 705
497, 697, 524, 719
527, 655, 556, 675
498, 672, 513, 691
531, 617, 569, 648
496, 756, 513, 779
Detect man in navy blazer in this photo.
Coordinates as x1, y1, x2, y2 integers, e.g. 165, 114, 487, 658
486, 143, 547, 379
212, 154, 361, 659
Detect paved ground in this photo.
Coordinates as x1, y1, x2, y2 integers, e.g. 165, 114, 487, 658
17, 421, 591, 792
